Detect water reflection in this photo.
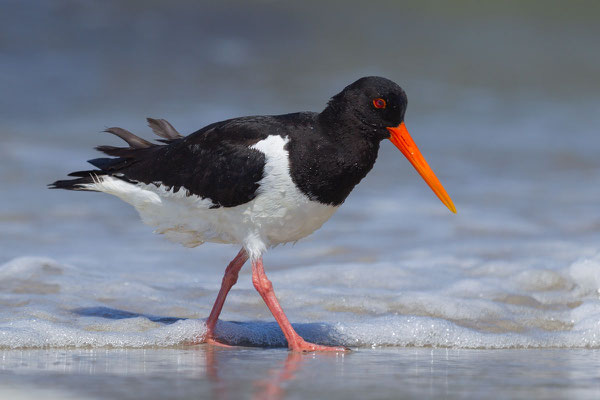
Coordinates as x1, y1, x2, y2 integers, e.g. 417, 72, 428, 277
0, 348, 599, 399
252, 352, 304, 400
0, 346, 344, 399
0, 347, 327, 399
202, 346, 337, 400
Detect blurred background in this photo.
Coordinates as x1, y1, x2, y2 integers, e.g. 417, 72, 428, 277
1, 0, 600, 350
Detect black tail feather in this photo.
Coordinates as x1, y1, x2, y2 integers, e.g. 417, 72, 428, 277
51, 118, 182, 191
104, 127, 153, 149
87, 157, 123, 170
94, 145, 143, 158
49, 175, 99, 191
147, 118, 183, 140
68, 169, 98, 177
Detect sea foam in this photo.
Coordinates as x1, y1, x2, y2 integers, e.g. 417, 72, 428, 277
1, 254, 599, 349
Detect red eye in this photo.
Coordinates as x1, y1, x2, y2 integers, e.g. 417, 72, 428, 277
373, 98, 386, 109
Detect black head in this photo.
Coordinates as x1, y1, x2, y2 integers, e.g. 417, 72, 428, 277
320, 76, 408, 139
319, 76, 456, 214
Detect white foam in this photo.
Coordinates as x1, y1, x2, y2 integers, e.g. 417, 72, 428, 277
1, 254, 600, 349
569, 253, 600, 296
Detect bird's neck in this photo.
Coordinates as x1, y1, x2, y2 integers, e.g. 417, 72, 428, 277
286, 113, 381, 206
318, 103, 364, 134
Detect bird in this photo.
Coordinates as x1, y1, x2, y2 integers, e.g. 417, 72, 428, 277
50, 76, 456, 352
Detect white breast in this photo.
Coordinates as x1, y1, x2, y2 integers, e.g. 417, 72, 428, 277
86, 135, 338, 260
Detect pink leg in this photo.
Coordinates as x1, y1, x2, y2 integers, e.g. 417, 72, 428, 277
204, 248, 248, 345
251, 257, 348, 352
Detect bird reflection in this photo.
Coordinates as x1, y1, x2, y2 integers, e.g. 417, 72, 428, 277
202, 346, 331, 400
252, 352, 304, 400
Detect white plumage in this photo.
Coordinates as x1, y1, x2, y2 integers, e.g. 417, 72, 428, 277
86, 135, 338, 260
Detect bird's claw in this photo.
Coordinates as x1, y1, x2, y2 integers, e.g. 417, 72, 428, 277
291, 340, 350, 353
205, 338, 234, 348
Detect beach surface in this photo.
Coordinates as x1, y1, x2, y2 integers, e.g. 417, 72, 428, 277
1, 347, 599, 400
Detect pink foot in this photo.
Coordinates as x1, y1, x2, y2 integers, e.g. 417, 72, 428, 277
205, 337, 234, 348
290, 339, 350, 353
186, 335, 234, 348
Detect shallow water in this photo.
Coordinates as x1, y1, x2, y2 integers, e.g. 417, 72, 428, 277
1, 0, 600, 397
1, 347, 599, 400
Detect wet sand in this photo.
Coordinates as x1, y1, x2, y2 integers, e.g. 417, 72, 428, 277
1, 346, 599, 399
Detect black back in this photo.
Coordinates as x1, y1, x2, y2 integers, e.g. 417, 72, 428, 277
50, 76, 409, 208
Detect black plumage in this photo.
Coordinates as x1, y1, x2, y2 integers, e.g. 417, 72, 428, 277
50, 76, 409, 207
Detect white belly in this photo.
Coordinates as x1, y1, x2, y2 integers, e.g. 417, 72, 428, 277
86, 135, 338, 259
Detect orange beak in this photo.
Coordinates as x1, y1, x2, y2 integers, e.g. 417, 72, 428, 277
387, 123, 456, 213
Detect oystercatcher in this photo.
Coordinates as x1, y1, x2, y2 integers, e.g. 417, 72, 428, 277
51, 76, 456, 352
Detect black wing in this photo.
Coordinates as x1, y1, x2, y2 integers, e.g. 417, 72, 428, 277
50, 117, 271, 208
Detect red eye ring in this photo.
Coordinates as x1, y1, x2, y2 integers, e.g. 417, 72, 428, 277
373, 98, 386, 109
